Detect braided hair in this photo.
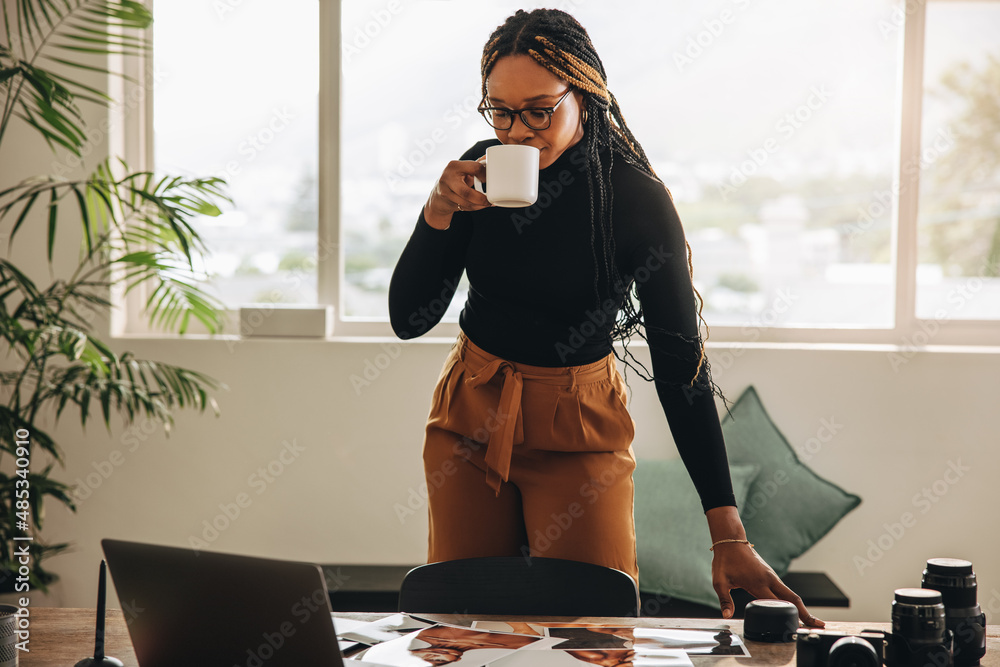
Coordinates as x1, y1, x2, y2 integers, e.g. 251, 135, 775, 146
481, 8, 727, 405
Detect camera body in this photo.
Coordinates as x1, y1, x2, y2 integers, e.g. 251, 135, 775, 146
796, 628, 886, 667
884, 629, 953, 667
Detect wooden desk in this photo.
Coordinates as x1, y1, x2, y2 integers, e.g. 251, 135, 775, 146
22, 608, 1000, 667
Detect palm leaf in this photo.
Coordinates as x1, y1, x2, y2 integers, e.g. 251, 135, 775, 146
40, 353, 225, 432
26, 464, 78, 524
0, 407, 60, 461
0, 254, 42, 303
9, 59, 87, 155
1, 0, 153, 155
0, 163, 230, 334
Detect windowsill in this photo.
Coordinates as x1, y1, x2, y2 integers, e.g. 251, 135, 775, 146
109, 331, 1000, 355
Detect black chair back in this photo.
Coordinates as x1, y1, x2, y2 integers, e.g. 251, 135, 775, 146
397, 556, 640, 617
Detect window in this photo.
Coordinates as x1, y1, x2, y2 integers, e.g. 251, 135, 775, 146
124, 0, 999, 345
915, 1, 1000, 322
152, 0, 319, 306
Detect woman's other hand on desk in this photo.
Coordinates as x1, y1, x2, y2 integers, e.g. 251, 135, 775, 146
706, 505, 825, 628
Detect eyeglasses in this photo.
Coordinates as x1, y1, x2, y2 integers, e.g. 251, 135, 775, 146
478, 88, 574, 131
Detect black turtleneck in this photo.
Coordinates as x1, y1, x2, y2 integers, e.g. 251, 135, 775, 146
389, 138, 735, 511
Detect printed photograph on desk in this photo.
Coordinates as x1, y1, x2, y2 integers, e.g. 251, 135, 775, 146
339, 612, 433, 645
472, 621, 604, 636
474, 624, 749, 657
360, 623, 562, 666
333, 616, 372, 653
487, 647, 694, 666
624, 627, 748, 656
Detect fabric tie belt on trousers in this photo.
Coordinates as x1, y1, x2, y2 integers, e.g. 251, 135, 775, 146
458, 333, 616, 496
465, 358, 523, 495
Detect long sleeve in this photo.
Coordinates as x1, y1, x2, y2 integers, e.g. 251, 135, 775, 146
388, 140, 497, 339
388, 209, 472, 339
613, 160, 737, 512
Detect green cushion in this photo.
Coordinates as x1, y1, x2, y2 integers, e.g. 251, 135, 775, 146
635, 459, 761, 608
722, 385, 862, 577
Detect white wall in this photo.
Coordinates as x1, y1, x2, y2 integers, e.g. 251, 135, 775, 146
2, 5, 999, 625
25, 335, 1000, 624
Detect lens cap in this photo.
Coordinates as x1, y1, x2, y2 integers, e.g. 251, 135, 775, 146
743, 599, 798, 642
894, 588, 943, 606
925, 558, 974, 576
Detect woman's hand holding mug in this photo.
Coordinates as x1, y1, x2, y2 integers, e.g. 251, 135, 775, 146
423, 158, 492, 230
423, 145, 541, 229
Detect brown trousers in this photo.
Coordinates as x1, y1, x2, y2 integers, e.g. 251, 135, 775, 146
422, 330, 638, 581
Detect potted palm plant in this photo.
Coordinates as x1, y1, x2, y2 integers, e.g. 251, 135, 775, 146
0, 1, 228, 591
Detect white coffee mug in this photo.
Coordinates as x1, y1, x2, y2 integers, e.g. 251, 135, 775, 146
473, 144, 540, 207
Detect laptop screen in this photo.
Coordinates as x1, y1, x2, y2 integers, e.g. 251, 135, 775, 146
102, 538, 345, 667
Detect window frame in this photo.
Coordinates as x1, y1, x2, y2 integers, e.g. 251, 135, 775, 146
111, 0, 999, 347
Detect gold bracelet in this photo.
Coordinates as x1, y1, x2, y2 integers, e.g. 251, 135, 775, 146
709, 539, 754, 551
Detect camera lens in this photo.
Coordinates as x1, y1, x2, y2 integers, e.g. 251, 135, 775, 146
923, 558, 977, 607
891, 588, 947, 647
922, 558, 986, 666
829, 636, 881, 667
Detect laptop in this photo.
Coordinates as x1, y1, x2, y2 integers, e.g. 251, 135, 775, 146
102, 538, 363, 667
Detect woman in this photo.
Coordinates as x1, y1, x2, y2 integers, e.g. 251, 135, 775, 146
388, 8, 822, 627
